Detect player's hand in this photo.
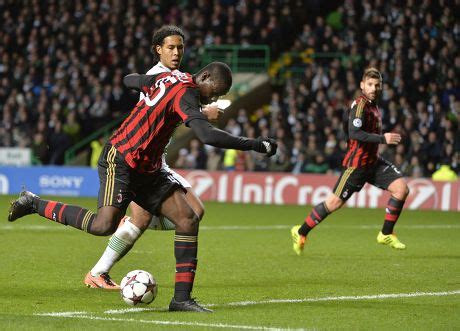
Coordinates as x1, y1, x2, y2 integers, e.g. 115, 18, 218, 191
384, 132, 402, 145
202, 104, 224, 122
253, 137, 278, 157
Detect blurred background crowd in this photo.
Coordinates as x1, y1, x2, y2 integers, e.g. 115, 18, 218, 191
1, 0, 458, 178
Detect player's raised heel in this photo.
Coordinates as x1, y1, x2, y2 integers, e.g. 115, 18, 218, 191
376, 231, 406, 249
8, 191, 39, 222
84, 272, 120, 290
169, 298, 212, 313
291, 225, 307, 255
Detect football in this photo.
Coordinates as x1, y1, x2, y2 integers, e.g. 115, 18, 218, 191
120, 270, 158, 306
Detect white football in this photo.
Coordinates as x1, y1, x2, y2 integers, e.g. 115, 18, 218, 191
120, 270, 158, 306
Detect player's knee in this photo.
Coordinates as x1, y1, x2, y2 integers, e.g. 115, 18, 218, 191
402, 184, 410, 199
177, 209, 199, 231
195, 207, 205, 221
326, 195, 343, 212
130, 216, 151, 231
391, 181, 409, 200
186, 211, 200, 228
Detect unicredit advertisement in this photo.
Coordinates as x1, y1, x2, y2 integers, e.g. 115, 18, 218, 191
175, 170, 460, 212
0, 167, 458, 211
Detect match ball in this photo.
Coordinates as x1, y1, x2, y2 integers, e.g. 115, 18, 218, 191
120, 270, 158, 306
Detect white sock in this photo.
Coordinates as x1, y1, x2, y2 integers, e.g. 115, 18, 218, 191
90, 216, 141, 276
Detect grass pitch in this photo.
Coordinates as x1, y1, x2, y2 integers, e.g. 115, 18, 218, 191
0, 195, 459, 330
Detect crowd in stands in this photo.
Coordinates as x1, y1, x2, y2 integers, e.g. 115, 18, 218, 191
0, 0, 458, 178
0, 0, 309, 164
176, 0, 459, 178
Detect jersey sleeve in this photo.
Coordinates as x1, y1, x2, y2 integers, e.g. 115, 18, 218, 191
173, 87, 208, 125
348, 100, 385, 144
188, 118, 255, 151
123, 74, 158, 93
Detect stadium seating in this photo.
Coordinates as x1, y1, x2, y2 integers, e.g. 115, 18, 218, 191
0, 1, 458, 178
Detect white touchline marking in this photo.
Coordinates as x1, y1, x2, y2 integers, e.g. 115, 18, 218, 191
205, 290, 460, 308
36, 311, 88, 317
77, 289, 460, 316
35, 290, 460, 329
2, 224, 459, 232
104, 307, 162, 314
34, 314, 298, 331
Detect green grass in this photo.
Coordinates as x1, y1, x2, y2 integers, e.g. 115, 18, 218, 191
0, 195, 459, 330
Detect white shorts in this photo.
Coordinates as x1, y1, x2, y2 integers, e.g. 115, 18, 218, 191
162, 164, 191, 189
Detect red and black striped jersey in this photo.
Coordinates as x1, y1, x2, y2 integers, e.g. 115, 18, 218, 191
110, 71, 207, 173
342, 95, 384, 168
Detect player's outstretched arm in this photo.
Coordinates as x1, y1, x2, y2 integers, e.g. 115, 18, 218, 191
188, 118, 277, 156
123, 74, 157, 92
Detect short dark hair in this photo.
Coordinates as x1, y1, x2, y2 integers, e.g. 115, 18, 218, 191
362, 67, 382, 81
151, 25, 185, 61
197, 62, 233, 90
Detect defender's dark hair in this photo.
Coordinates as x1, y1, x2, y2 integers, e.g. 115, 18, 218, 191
196, 62, 233, 90
151, 25, 185, 61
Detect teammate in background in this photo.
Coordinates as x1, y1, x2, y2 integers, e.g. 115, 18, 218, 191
291, 67, 409, 255
83, 26, 223, 291
9, 61, 278, 312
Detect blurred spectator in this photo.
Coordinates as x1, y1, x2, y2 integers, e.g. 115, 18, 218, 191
205, 146, 222, 171
303, 153, 329, 174
31, 132, 49, 164
432, 164, 458, 182
223, 149, 237, 171
90, 136, 104, 168
47, 121, 72, 165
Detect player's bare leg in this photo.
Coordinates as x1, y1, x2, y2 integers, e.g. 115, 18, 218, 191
377, 178, 410, 249
160, 190, 211, 313
184, 189, 205, 220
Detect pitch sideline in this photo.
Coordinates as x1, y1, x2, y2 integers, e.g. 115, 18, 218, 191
36, 289, 460, 317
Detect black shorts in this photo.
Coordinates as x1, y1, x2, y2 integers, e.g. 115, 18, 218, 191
97, 144, 185, 215
333, 157, 403, 201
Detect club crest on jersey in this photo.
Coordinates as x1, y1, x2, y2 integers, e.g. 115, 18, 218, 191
117, 193, 123, 203
353, 118, 362, 128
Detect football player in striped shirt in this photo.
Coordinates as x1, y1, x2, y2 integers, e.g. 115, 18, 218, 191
291, 67, 409, 255
9, 62, 277, 312
84, 26, 222, 291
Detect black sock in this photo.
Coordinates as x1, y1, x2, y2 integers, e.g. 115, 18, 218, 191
382, 196, 405, 235
174, 232, 198, 302
299, 202, 330, 236
37, 199, 95, 232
